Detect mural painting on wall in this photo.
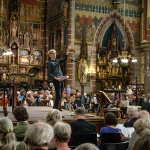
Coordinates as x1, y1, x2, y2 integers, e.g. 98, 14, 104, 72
56, 29, 61, 48
75, 15, 103, 41
20, 0, 41, 18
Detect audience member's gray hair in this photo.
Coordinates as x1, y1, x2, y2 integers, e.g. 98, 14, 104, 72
137, 110, 149, 119
127, 106, 138, 116
0, 117, 16, 150
66, 85, 70, 88
134, 118, 150, 135
132, 129, 150, 150
45, 109, 62, 126
75, 143, 99, 150
75, 107, 86, 116
54, 122, 71, 142
26, 122, 53, 147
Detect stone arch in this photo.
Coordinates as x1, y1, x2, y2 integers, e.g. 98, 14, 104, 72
94, 11, 135, 51
10, 40, 19, 48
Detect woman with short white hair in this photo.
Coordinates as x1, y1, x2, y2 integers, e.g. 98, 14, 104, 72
0, 117, 28, 150
54, 122, 73, 150
45, 109, 62, 149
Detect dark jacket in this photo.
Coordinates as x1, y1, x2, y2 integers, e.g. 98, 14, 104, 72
124, 117, 137, 128
135, 98, 143, 106
70, 119, 97, 135
47, 55, 68, 79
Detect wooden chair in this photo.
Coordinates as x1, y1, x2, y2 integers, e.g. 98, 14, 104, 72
70, 132, 97, 146
102, 141, 129, 150
101, 133, 121, 149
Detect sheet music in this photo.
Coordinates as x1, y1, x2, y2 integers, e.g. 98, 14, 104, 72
59, 76, 69, 80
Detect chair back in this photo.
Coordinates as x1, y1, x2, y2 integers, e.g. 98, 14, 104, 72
101, 133, 121, 148
71, 132, 97, 146
102, 141, 129, 150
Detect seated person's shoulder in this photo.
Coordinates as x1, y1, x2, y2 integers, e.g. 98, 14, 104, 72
16, 142, 29, 150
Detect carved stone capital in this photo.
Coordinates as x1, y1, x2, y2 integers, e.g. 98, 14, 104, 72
141, 41, 150, 50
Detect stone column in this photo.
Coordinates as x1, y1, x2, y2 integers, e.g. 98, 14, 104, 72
141, 42, 150, 94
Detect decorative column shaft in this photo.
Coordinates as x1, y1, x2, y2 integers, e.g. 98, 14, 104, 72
141, 42, 150, 94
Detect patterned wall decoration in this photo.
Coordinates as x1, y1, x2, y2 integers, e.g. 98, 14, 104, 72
75, 0, 141, 46
20, 0, 41, 47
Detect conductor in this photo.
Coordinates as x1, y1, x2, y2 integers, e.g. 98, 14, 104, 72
47, 45, 71, 109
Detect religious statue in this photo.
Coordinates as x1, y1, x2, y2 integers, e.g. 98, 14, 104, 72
112, 67, 115, 76
0, 54, 3, 63
30, 54, 34, 65
81, 38, 88, 59
80, 60, 87, 84
34, 56, 38, 65
11, 16, 18, 37
103, 55, 106, 64
112, 36, 117, 49
63, 1, 68, 18
25, 34, 30, 47
124, 70, 128, 78
38, 55, 43, 65
102, 69, 106, 78
97, 66, 99, 72
119, 68, 122, 77
21, 54, 29, 64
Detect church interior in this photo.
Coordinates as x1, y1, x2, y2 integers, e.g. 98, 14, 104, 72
0, 0, 150, 150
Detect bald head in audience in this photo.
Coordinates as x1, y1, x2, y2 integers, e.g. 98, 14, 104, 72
75, 143, 99, 150
26, 122, 53, 150
137, 110, 149, 119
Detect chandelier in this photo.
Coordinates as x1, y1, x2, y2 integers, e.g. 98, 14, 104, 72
113, 0, 137, 64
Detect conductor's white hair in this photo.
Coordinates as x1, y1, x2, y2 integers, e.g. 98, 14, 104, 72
75, 143, 99, 150
127, 106, 138, 116
26, 122, 53, 147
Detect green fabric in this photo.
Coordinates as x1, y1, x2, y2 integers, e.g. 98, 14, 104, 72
0, 142, 29, 150
13, 122, 30, 138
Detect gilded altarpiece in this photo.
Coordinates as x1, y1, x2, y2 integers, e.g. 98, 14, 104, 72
0, 0, 43, 84
97, 22, 130, 91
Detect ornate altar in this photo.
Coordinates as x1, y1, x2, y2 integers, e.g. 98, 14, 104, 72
0, 0, 44, 84
96, 22, 130, 91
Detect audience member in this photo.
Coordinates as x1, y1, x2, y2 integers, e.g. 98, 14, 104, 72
0, 92, 8, 106
126, 86, 133, 95
25, 122, 53, 150
121, 110, 149, 150
0, 117, 29, 150
135, 93, 143, 106
124, 106, 138, 127
45, 109, 62, 149
74, 95, 84, 109
66, 85, 71, 97
75, 143, 99, 150
53, 122, 73, 150
97, 112, 121, 147
48, 95, 54, 107
21, 79, 28, 91
48, 83, 54, 91
13, 106, 30, 141
131, 119, 150, 150
70, 108, 97, 144
33, 91, 42, 106
120, 94, 129, 119
42, 81, 48, 91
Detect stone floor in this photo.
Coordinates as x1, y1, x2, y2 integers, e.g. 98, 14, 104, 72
0, 106, 102, 121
